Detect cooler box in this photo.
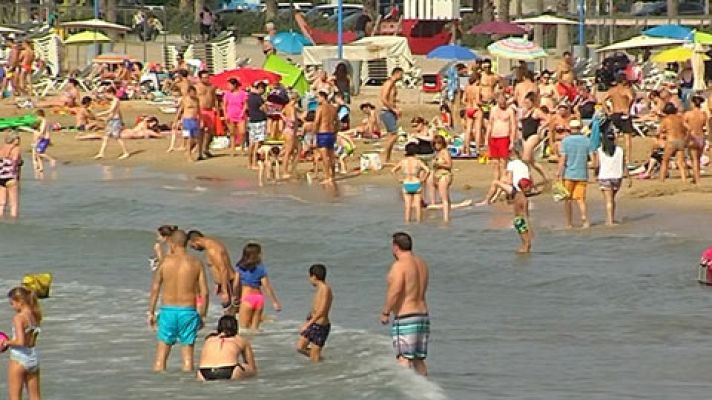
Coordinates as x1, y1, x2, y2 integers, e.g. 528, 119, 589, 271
421, 73, 442, 93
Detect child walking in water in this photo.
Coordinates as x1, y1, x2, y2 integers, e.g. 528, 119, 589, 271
391, 142, 430, 223
511, 178, 534, 253
235, 243, 282, 331
1, 287, 43, 400
31, 110, 56, 175
296, 264, 333, 363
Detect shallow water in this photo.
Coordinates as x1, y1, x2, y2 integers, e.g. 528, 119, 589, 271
0, 166, 710, 399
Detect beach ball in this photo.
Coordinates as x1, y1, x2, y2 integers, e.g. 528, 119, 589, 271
0, 331, 8, 353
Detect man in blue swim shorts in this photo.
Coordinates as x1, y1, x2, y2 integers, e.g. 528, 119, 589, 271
148, 229, 209, 372
174, 85, 203, 162
380, 232, 430, 376
380, 67, 403, 163
313, 91, 339, 183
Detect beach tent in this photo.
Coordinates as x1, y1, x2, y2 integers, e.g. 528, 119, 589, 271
303, 36, 415, 71
596, 35, 685, 52
513, 15, 578, 25
263, 54, 309, 95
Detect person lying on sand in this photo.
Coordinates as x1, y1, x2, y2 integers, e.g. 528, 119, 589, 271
78, 115, 166, 140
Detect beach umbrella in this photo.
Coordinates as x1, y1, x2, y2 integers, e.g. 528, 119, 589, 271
596, 35, 685, 52
513, 15, 578, 25
487, 37, 547, 61
263, 54, 309, 95
426, 44, 479, 60
63, 31, 111, 44
92, 53, 137, 64
642, 24, 693, 41
651, 46, 708, 63
694, 31, 712, 45
210, 68, 282, 90
272, 31, 313, 55
60, 18, 131, 32
692, 43, 707, 92
469, 21, 528, 36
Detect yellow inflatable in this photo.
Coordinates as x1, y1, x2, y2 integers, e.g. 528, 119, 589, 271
22, 273, 53, 299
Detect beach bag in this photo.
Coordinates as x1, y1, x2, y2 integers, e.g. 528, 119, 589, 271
22, 273, 53, 299
360, 152, 382, 171
698, 247, 712, 284
210, 136, 230, 150
552, 181, 570, 202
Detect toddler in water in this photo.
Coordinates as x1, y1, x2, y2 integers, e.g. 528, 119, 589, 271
31, 109, 56, 174
257, 144, 281, 186
510, 178, 534, 253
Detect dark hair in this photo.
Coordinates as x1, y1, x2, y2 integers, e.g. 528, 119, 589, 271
187, 85, 197, 94
404, 142, 418, 156
106, 86, 116, 95
168, 229, 188, 247
269, 145, 280, 156
392, 232, 413, 251
411, 116, 426, 125
36, 109, 45, 117
540, 105, 550, 114
563, 51, 571, 57
68, 78, 79, 86
440, 103, 451, 113
198, 70, 209, 78
482, 58, 492, 65
309, 264, 327, 281
663, 102, 677, 115
186, 230, 203, 241
523, 69, 534, 81
524, 91, 537, 104
359, 102, 374, 111
81, 96, 92, 106
228, 78, 240, 87
692, 95, 704, 108
215, 315, 238, 337
601, 127, 617, 157
178, 69, 189, 78
238, 243, 262, 270
317, 91, 329, 99
433, 134, 447, 149
468, 72, 480, 84
157, 225, 178, 238
391, 67, 404, 75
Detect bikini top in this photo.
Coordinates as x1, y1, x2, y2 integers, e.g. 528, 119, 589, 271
236, 263, 267, 288
11, 319, 40, 349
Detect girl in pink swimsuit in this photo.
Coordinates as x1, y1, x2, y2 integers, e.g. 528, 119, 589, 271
223, 78, 247, 156
235, 243, 281, 330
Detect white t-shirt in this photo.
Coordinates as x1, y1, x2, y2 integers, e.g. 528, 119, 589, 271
597, 146, 624, 180
507, 159, 530, 189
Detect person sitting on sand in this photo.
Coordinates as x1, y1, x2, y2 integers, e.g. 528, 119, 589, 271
75, 97, 103, 132
391, 142, 430, 223
257, 144, 281, 187
343, 103, 380, 138
36, 78, 81, 109
335, 132, 355, 175
197, 316, 256, 381
477, 151, 531, 206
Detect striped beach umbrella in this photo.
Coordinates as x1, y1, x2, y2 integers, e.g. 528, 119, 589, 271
487, 37, 547, 61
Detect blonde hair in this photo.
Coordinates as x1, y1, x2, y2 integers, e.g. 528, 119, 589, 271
8, 287, 42, 324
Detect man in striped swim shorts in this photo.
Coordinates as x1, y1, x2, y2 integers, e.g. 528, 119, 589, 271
380, 232, 430, 376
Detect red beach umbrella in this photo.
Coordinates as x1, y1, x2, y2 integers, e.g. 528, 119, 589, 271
210, 68, 281, 90
468, 21, 528, 36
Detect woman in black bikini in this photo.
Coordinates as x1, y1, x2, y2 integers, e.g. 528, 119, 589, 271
519, 92, 549, 183
197, 316, 256, 381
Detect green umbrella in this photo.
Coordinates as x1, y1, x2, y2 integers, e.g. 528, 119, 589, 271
263, 54, 309, 95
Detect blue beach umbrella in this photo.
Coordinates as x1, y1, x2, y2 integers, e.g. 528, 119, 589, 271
643, 24, 693, 41
272, 31, 313, 55
427, 44, 479, 61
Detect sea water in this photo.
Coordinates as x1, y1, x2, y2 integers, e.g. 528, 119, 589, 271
0, 166, 710, 400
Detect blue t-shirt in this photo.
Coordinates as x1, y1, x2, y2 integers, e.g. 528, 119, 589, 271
236, 263, 267, 288
561, 134, 590, 181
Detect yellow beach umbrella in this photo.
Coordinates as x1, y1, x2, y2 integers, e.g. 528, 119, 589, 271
651, 46, 709, 63
63, 31, 111, 44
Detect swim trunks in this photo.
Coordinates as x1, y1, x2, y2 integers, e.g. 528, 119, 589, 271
557, 82, 577, 102
34, 138, 49, 154
316, 132, 336, 149
610, 113, 633, 134
157, 306, 201, 346
488, 137, 510, 159
391, 313, 430, 360
22, 64, 32, 73
380, 109, 398, 134
199, 364, 244, 381
670, 138, 687, 151
105, 118, 123, 138
563, 179, 587, 201
248, 121, 267, 143
403, 181, 422, 194
465, 108, 477, 119
598, 178, 622, 191
200, 109, 217, 131
301, 321, 331, 347
182, 117, 200, 139
513, 216, 529, 234
479, 102, 493, 119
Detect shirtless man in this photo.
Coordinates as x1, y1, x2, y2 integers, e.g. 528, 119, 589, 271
94, 86, 131, 159
186, 230, 238, 313
173, 55, 188, 73
148, 230, 209, 372
174, 85, 201, 161
296, 264, 333, 363
475, 59, 499, 152
660, 88, 683, 113
684, 96, 707, 184
311, 70, 334, 98
486, 94, 517, 182
556, 51, 577, 102
173, 70, 191, 97
75, 96, 102, 131
380, 232, 430, 376
197, 315, 256, 381
18, 41, 35, 97
462, 73, 481, 155
603, 75, 635, 163
380, 67, 403, 163
313, 91, 339, 183
513, 69, 538, 108
197, 70, 217, 159
659, 103, 688, 183
4, 39, 19, 97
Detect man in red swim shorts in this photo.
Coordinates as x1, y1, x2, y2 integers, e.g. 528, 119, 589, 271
197, 70, 217, 159
556, 51, 577, 102
486, 93, 516, 183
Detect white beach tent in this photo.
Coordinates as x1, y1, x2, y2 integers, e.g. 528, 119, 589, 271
513, 15, 578, 25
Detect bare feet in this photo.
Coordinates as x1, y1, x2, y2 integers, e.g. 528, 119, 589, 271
93, 154, 104, 159
564, 224, 574, 229
581, 221, 591, 229
118, 153, 130, 160
475, 200, 489, 207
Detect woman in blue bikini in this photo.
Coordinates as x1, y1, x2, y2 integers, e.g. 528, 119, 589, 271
391, 142, 430, 223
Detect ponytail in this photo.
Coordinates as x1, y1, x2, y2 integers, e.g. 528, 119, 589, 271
8, 287, 42, 324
